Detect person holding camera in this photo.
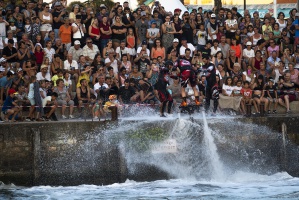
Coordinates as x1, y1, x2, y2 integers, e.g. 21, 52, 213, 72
52, 2, 66, 39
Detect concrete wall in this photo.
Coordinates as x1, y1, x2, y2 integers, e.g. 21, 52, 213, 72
1, 116, 299, 186
0, 121, 127, 186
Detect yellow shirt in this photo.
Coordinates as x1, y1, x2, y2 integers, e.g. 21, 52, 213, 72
76, 73, 90, 88
51, 75, 63, 86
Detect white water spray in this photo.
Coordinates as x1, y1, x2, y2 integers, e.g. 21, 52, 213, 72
201, 111, 225, 181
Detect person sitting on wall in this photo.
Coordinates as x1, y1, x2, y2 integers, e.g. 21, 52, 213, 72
1, 88, 21, 122
103, 94, 119, 113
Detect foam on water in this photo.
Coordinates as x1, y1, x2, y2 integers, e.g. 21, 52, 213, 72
1, 174, 299, 199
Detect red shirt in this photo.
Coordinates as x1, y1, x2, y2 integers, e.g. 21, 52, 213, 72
99, 22, 111, 39
241, 88, 252, 98
35, 51, 44, 65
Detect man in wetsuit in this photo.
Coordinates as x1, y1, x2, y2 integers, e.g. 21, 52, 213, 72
201, 55, 219, 113
154, 67, 173, 117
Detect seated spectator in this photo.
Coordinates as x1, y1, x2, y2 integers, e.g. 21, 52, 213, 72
83, 37, 100, 63
1, 88, 21, 122
129, 65, 143, 82
64, 53, 79, 84
51, 54, 63, 75
211, 40, 221, 57
36, 64, 51, 81
102, 39, 115, 59
74, 78, 90, 116
240, 81, 253, 115
90, 94, 104, 120
77, 65, 93, 88
136, 40, 150, 57
53, 39, 66, 60
68, 40, 83, 62
115, 41, 130, 61
2, 39, 19, 71
54, 78, 75, 119
94, 74, 109, 100
118, 79, 136, 104
243, 41, 255, 68
251, 75, 268, 114
139, 79, 158, 104
219, 77, 242, 112
278, 72, 296, 114
42, 92, 58, 121
179, 37, 196, 57
105, 51, 120, 74
264, 78, 278, 114
151, 38, 166, 60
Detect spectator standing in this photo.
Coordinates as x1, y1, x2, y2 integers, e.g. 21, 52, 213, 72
99, 16, 112, 54
59, 17, 72, 51
39, 3, 53, 40
52, 2, 66, 39
135, 11, 148, 47
72, 15, 86, 47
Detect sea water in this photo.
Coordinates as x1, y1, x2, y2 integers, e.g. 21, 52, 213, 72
1, 173, 299, 200
1, 110, 299, 200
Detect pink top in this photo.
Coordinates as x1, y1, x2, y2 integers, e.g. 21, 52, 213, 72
267, 45, 279, 55
290, 69, 299, 84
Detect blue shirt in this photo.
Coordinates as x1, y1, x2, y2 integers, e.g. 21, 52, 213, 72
292, 19, 299, 37
2, 95, 14, 111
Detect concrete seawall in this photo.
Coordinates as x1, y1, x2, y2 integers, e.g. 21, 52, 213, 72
1, 116, 299, 186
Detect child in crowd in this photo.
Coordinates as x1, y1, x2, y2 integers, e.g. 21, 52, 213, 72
265, 79, 278, 114
126, 28, 136, 62
196, 23, 206, 52
51, 69, 64, 87
103, 94, 119, 113
240, 81, 253, 115
34, 43, 44, 69
1, 88, 20, 122
90, 94, 104, 120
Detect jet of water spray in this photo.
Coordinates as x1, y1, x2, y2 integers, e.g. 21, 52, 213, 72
202, 111, 226, 182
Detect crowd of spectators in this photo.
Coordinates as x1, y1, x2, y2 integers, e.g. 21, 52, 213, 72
1, 0, 299, 122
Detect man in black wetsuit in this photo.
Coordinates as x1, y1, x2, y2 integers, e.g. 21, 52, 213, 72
201, 55, 219, 114
154, 67, 173, 117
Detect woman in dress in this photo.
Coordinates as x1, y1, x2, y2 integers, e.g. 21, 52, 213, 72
162, 15, 175, 51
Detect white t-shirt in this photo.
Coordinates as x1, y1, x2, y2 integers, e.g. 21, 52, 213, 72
242, 71, 256, 82
36, 72, 51, 81
196, 30, 206, 45
225, 19, 238, 32
105, 57, 118, 74
72, 23, 85, 38
44, 48, 55, 63
64, 60, 79, 71
222, 84, 234, 96
211, 47, 222, 57
94, 82, 109, 97
180, 43, 196, 57
4, 38, 17, 48
136, 47, 150, 56
243, 49, 255, 58
147, 28, 160, 44
115, 46, 130, 58
233, 86, 242, 95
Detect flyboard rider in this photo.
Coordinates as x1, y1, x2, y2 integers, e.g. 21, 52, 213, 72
200, 55, 219, 114
153, 65, 173, 117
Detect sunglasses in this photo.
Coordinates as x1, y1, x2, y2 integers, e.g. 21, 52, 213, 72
87, 41, 92, 44
45, 7, 50, 8
211, 17, 215, 19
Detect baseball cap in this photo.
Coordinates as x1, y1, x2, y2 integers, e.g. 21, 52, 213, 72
35, 43, 43, 49
141, 11, 146, 16
17, 68, 23, 73
74, 40, 81, 45
269, 79, 275, 83
151, 20, 157, 25
142, 40, 147, 45
173, 38, 179, 43
100, 4, 106, 8
246, 41, 252, 46
181, 37, 187, 41
174, 8, 181, 12
0, 57, 6, 63
54, 2, 61, 6
8, 88, 17, 95
211, 13, 216, 18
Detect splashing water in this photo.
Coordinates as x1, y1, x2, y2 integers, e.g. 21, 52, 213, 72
201, 111, 226, 181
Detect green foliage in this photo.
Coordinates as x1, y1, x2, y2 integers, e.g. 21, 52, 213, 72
66, 0, 114, 12
125, 127, 168, 153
